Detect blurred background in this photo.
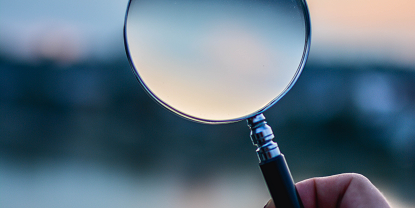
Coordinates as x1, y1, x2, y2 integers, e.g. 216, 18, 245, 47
1, 0, 414, 207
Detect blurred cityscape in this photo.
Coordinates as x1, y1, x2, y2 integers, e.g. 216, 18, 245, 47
1, 0, 415, 207
1, 51, 414, 207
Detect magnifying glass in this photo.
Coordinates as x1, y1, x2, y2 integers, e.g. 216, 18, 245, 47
124, 0, 310, 207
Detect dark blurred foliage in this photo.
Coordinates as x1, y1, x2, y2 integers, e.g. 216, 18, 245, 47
0, 55, 414, 201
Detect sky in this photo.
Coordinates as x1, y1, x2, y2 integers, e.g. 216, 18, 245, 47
0, 0, 414, 67
0, 0, 129, 63
307, 0, 415, 66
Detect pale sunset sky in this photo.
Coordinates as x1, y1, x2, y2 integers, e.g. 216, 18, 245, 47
0, 0, 414, 66
307, 0, 415, 66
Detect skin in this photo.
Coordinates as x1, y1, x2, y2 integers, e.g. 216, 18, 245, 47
264, 173, 391, 208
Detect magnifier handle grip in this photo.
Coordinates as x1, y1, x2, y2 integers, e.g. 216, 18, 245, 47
260, 154, 304, 208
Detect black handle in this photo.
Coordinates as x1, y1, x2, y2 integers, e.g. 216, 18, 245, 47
260, 154, 304, 208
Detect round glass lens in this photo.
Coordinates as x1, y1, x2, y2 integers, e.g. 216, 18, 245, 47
124, 0, 311, 123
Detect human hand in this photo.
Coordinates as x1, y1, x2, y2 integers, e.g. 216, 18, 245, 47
264, 173, 390, 208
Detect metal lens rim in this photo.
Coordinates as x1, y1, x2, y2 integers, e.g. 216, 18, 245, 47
123, 0, 311, 124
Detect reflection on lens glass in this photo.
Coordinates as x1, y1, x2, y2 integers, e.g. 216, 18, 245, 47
125, 0, 309, 123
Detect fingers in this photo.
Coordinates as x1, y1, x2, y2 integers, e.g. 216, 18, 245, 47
296, 173, 357, 208
263, 173, 390, 208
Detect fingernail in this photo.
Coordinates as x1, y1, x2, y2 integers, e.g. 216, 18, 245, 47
264, 200, 271, 208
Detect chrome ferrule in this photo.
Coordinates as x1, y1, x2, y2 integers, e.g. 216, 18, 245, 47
247, 114, 281, 163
